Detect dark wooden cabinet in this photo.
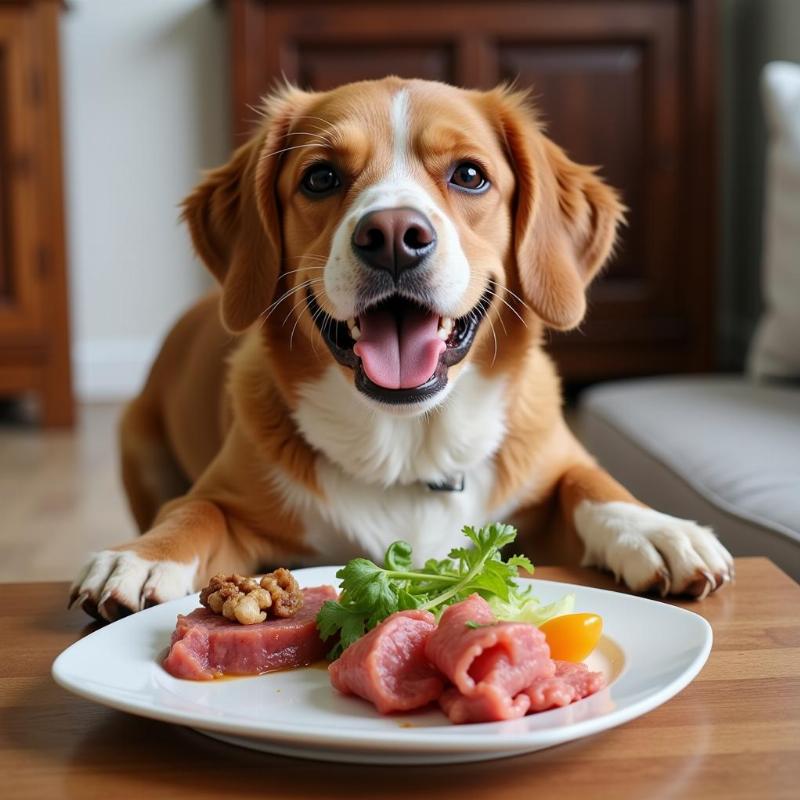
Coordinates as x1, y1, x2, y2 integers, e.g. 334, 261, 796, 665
0, 0, 72, 424
228, 0, 717, 380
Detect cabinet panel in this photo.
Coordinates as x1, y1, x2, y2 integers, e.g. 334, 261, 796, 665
0, 1, 73, 426
295, 44, 455, 89
499, 44, 645, 285
0, 45, 11, 306
0, 8, 42, 339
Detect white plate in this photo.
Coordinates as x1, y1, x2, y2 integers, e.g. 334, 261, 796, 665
52, 566, 711, 765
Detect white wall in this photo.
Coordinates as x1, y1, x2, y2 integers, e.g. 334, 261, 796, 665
61, 0, 229, 400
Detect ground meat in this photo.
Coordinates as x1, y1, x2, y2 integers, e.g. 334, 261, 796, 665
198, 568, 303, 625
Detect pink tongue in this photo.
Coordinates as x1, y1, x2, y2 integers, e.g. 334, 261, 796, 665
354, 307, 445, 390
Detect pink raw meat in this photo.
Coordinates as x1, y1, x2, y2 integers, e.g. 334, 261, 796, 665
524, 659, 606, 712
163, 585, 337, 680
425, 594, 554, 723
438, 685, 532, 724
329, 609, 444, 713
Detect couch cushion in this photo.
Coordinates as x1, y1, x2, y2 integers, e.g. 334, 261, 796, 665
578, 376, 800, 580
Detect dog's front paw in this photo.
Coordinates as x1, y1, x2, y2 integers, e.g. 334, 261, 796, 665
68, 550, 198, 622
574, 501, 734, 599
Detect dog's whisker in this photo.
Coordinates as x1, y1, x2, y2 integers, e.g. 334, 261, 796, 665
282, 133, 337, 151
288, 314, 303, 352
284, 254, 329, 262
283, 130, 332, 141
306, 305, 325, 356
486, 315, 499, 367
263, 277, 326, 328
289, 116, 339, 140
489, 279, 535, 318
290, 114, 337, 126
313, 311, 329, 359
330, 311, 340, 351
262, 142, 329, 160
279, 266, 326, 278
260, 278, 323, 322
324, 312, 336, 355
260, 280, 316, 321
264, 276, 322, 310
283, 256, 329, 265
494, 308, 508, 336
245, 102, 268, 120
290, 122, 341, 157
484, 287, 528, 329
290, 296, 326, 351
297, 125, 336, 142
282, 289, 322, 327
315, 309, 335, 358
479, 294, 508, 336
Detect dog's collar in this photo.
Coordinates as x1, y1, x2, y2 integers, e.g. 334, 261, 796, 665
425, 472, 465, 493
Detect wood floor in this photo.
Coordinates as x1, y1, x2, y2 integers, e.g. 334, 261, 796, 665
0, 402, 136, 582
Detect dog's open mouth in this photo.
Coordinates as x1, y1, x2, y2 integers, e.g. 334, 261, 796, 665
307, 288, 492, 404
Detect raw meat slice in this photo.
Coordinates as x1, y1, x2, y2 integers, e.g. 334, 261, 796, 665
329, 609, 444, 713
425, 594, 553, 694
524, 659, 606, 712
438, 684, 531, 724
425, 594, 554, 723
163, 585, 337, 680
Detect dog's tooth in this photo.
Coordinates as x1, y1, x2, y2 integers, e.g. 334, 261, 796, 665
347, 317, 356, 328
350, 325, 361, 341
438, 317, 454, 339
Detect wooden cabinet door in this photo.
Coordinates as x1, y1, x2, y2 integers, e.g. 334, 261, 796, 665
228, 0, 716, 379
0, 7, 43, 342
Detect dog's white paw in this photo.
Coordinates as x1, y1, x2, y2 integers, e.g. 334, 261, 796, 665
69, 550, 198, 622
574, 501, 734, 598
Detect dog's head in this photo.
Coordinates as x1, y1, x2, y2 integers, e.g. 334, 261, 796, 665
183, 78, 623, 413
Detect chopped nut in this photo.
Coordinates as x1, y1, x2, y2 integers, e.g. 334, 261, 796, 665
232, 593, 266, 625
198, 568, 303, 625
260, 567, 303, 617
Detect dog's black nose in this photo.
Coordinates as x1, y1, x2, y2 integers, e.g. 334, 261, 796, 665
351, 207, 436, 278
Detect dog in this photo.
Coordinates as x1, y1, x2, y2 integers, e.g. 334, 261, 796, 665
69, 78, 733, 621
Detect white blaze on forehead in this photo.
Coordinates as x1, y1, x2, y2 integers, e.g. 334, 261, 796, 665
390, 89, 411, 176
322, 84, 472, 322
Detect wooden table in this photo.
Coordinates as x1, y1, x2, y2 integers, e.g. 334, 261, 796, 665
2, 558, 798, 799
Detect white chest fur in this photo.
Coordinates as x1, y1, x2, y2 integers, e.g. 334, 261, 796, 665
271, 366, 509, 563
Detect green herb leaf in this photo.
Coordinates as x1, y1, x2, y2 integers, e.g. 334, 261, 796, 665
315, 522, 568, 660
507, 554, 535, 576
384, 540, 413, 571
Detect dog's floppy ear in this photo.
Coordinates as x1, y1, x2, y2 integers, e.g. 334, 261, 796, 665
182, 86, 310, 333
489, 88, 625, 330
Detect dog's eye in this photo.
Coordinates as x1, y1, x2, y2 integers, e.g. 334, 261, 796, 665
449, 162, 489, 193
301, 163, 341, 196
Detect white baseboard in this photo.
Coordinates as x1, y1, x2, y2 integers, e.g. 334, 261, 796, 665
73, 338, 160, 401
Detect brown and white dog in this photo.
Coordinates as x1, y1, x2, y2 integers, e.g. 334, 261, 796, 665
69, 78, 733, 621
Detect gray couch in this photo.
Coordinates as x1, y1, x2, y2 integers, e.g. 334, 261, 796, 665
578, 375, 800, 581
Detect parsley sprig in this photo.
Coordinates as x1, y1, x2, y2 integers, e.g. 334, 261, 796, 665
316, 522, 545, 658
